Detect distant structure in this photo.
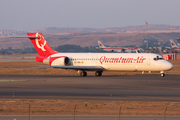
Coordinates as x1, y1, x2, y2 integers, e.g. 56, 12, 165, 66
0, 30, 26, 36
176, 38, 180, 46
145, 21, 148, 49
97, 41, 144, 53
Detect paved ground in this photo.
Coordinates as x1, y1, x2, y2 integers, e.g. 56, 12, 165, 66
1, 115, 180, 120
0, 74, 180, 101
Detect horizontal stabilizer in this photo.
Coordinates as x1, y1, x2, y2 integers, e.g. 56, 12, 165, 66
9, 36, 41, 39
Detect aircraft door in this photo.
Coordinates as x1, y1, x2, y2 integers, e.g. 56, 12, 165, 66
91, 57, 94, 63
147, 58, 151, 66
95, 57, 98, 63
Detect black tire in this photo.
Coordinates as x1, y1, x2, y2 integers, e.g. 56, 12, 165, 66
95, 71, 102, 76
161, 73, 165, 77
84, 71, 87, 76
80, 71, 87, 77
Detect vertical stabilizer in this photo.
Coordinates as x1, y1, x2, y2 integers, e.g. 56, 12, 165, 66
170, 39, 179, 48
98, 41, 106, 48
27, 33, 57, 57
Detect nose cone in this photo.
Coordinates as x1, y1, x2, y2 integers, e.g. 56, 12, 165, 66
163, 61, 173, 71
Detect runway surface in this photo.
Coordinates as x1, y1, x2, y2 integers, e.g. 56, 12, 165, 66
0, 74, 180, 101
1, 115, 180, 120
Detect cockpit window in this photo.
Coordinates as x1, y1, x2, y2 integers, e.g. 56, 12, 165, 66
153, 56, 164, 61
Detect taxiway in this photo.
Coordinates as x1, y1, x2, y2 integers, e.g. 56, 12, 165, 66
0, 74, 180, 101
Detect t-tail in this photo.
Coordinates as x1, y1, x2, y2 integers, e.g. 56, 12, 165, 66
27, 33, 57, 57
170, 39, 179, 48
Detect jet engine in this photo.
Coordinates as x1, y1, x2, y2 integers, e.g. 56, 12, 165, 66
43, 56, 72, 66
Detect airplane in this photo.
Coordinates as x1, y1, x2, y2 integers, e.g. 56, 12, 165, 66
97, 41, 144, 53
175, 38, 180, 46
13, 33, 173, 77
176, 38, 180, 42
170, 39, 180, 51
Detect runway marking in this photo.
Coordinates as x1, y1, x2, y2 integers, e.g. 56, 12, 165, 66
0, 79, 27, 82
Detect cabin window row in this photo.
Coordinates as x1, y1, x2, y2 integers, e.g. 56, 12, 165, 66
69, 58, 147, 61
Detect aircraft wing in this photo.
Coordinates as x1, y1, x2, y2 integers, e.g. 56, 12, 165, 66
52, 66, 105, 71
165, 47, 171, 49
176, 38, 180, 41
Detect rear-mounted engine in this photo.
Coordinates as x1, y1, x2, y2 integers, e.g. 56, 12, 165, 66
43, 56, 72, 66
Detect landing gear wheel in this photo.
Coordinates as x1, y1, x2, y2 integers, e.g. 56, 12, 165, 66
80, 71, 87, 77
95, 71, 102, 76
161, 73, 165, 77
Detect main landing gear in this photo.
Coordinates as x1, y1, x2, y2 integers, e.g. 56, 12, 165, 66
80, 71, 87, 77
95, 71, 102, 76
79, 71, 103, 77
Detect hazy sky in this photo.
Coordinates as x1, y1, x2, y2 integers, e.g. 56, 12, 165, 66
0, 0, 180, 31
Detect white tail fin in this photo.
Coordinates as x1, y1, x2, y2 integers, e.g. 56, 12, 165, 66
98, 41, 106, 48
170, 39, 179, 48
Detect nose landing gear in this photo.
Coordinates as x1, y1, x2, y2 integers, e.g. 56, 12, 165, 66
161, 73, 165, 77
160, 71, 165, 77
